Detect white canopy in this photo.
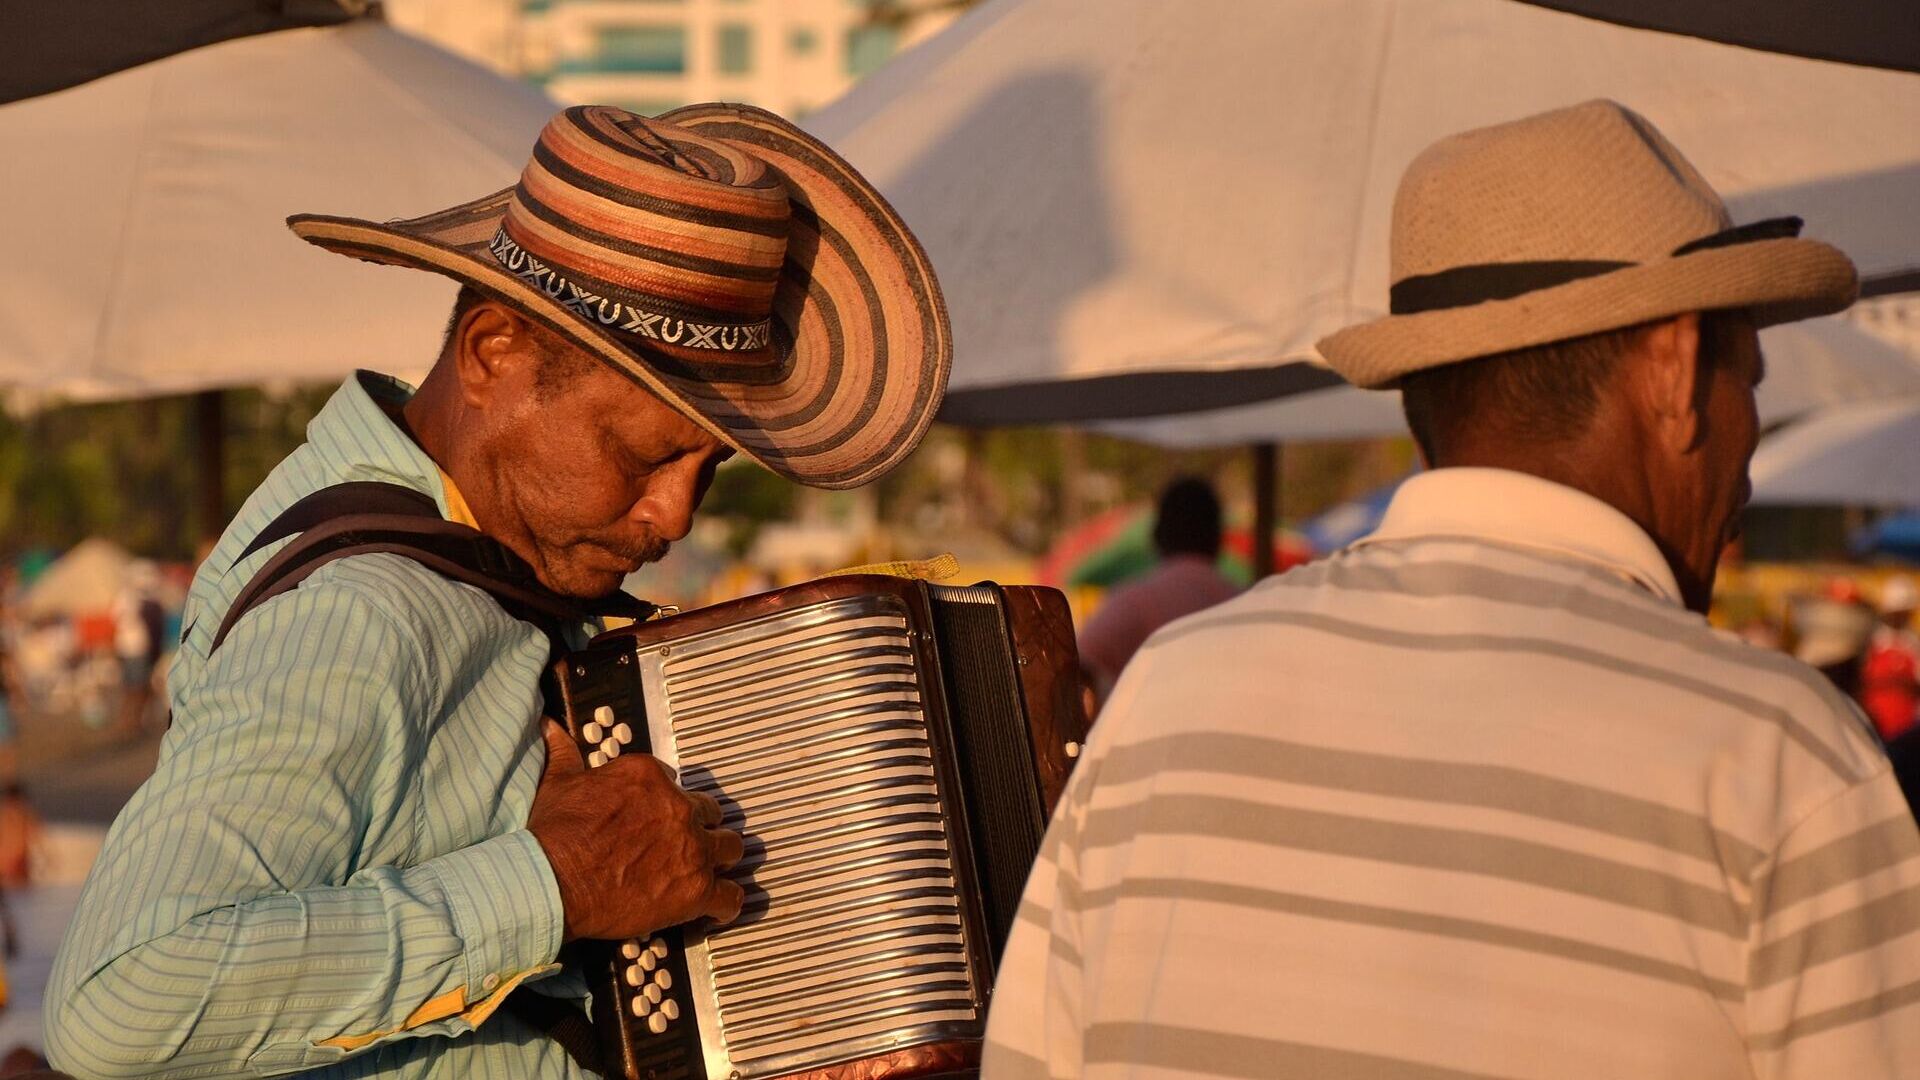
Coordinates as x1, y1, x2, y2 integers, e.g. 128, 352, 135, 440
1749, 396, 1920, 507
1093, 313, 1920, 448
806, 0, 1920, 423
19, 539, 132, 619
0, 20, 556, 400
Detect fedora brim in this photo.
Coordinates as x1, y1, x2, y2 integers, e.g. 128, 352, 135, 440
290, 104, 950, 491
1317, 238, 1859, 390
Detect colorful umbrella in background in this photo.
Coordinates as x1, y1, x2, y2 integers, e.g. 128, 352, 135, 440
1299, 476, 1412, 554
1855, 513, 1920, 563
1040, 505, 1311, 589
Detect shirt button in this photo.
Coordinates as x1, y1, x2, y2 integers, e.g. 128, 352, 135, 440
482, 973, 502, 992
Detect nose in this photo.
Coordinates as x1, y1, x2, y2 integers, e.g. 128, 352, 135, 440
627, 458, 703, 542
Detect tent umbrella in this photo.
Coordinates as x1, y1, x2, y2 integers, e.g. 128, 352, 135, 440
806, 0, 1920, 427
1749, 396, 1920, 507
0, 16, 555, 537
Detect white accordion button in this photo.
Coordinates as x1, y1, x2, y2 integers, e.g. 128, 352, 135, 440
649, 938, 670, 958
593, 705, 615, 726
587, 750, 607, 768
599, 737, 620, 759
582, 721, 604, 743
643, 984, 663, 1004
612, 723, 634, 745
623, 965, 643, 987
620, 940, 642, 960
630, 996, 651, 1018
654, 969, 672, 990
660, 999, 680, 1021
638, 950, 657, 972
1064, 741, 1082, 759
647, 1012, 668, 1035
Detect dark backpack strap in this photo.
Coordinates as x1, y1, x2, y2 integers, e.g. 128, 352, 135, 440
232, 481, 443, 567
210, 482, 655, 655
208, 480, 650, 1070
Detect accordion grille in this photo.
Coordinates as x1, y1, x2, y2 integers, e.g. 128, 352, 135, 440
660, 596, 980, 1071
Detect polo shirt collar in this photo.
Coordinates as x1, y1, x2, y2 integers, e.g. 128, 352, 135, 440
1354, 467, 1685, 606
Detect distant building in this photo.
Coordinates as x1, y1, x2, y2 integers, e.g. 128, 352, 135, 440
383, 0, 963, 119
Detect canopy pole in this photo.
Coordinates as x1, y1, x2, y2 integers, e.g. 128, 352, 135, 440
194, 389, 226, 545
1253, 442, 1279, 580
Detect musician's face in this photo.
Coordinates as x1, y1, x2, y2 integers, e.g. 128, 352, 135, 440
467, 334, 734, 599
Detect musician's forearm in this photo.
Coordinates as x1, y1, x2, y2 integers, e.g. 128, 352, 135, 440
44, 832, 564, 1079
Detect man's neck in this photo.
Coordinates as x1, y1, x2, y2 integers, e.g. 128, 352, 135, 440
400, 367, 462, 487
1429, 443, 1706, 612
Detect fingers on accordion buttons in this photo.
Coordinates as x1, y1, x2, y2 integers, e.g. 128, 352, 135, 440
649, 937, 670, 958
631, 995, 652, 1018
588, 750, 608, 768
613, 723, 633, 745
647, 1012, 669, 1035
583, 721, 604, 743
654, 969, 673, 990
624, 964, 644, 987
661, 999, 680, 1021
621, 940, 642, 960
644, 984, 664, 1004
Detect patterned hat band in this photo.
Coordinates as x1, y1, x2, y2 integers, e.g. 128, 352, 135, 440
487, 228, 773, 352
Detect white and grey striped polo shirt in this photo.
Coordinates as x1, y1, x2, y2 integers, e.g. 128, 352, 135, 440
984, 468, 1920, 1079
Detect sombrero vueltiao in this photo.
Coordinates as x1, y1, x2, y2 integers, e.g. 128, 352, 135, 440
290, 103, 950, 490
1317, 100, 1858, 388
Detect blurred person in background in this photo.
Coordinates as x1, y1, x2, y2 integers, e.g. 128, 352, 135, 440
1864, 575, 1920, 741
108, 561, 165, 737
0, 785, 41, 890
1077, 477, 1241, 703
985, 101, 1920, 1079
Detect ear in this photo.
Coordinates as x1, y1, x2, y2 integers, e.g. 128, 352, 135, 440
1634, 312, 1705, 454
451, 301, 546, 410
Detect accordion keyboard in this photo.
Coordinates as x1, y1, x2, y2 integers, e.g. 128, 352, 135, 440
644, 594, 984, 1076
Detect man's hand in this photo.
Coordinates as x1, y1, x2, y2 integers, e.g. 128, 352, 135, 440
528, 721, 745, 942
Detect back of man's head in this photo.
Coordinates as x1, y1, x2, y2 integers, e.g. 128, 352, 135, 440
1153, 477, 1223, 559
1398, 314, 1731, 466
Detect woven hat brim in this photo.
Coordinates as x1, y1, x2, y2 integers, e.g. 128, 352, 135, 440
290, 105, 950, 491
1317, 238, 1858, 390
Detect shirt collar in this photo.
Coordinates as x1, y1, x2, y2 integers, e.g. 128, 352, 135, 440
1353, 467, 1685, 606
305, 371, 454, 520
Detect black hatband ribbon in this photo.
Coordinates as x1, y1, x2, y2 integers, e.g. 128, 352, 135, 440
1388, 216, 1805, 315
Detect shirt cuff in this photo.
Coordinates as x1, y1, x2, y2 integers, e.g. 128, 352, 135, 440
430, 829, 565, 1001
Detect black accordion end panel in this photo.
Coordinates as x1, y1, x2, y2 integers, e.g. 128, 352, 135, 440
547, 575, 1088, 1080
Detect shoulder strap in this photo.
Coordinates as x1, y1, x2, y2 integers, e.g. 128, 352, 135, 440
210, 482, 654, 655
209, 481, 629, 1070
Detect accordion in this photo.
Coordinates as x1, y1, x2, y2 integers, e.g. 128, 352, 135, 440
548, 575, 1088, 1080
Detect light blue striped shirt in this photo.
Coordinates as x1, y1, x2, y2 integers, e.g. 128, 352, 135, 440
47, 372, 597, 1079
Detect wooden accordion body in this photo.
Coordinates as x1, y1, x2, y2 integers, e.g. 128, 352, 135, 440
548, 575, 1088, 1080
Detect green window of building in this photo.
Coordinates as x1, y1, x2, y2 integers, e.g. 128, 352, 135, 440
844, 24, 897, 77
789, 27, 817, 55
595, 25, 687, 73
717, 24, 753, 74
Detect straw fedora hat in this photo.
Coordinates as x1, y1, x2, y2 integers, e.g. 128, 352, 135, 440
290, 104, 949, 490
1318, 100, 1857, 389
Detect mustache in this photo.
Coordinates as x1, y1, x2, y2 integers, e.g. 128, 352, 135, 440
599, 535, 671, 568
